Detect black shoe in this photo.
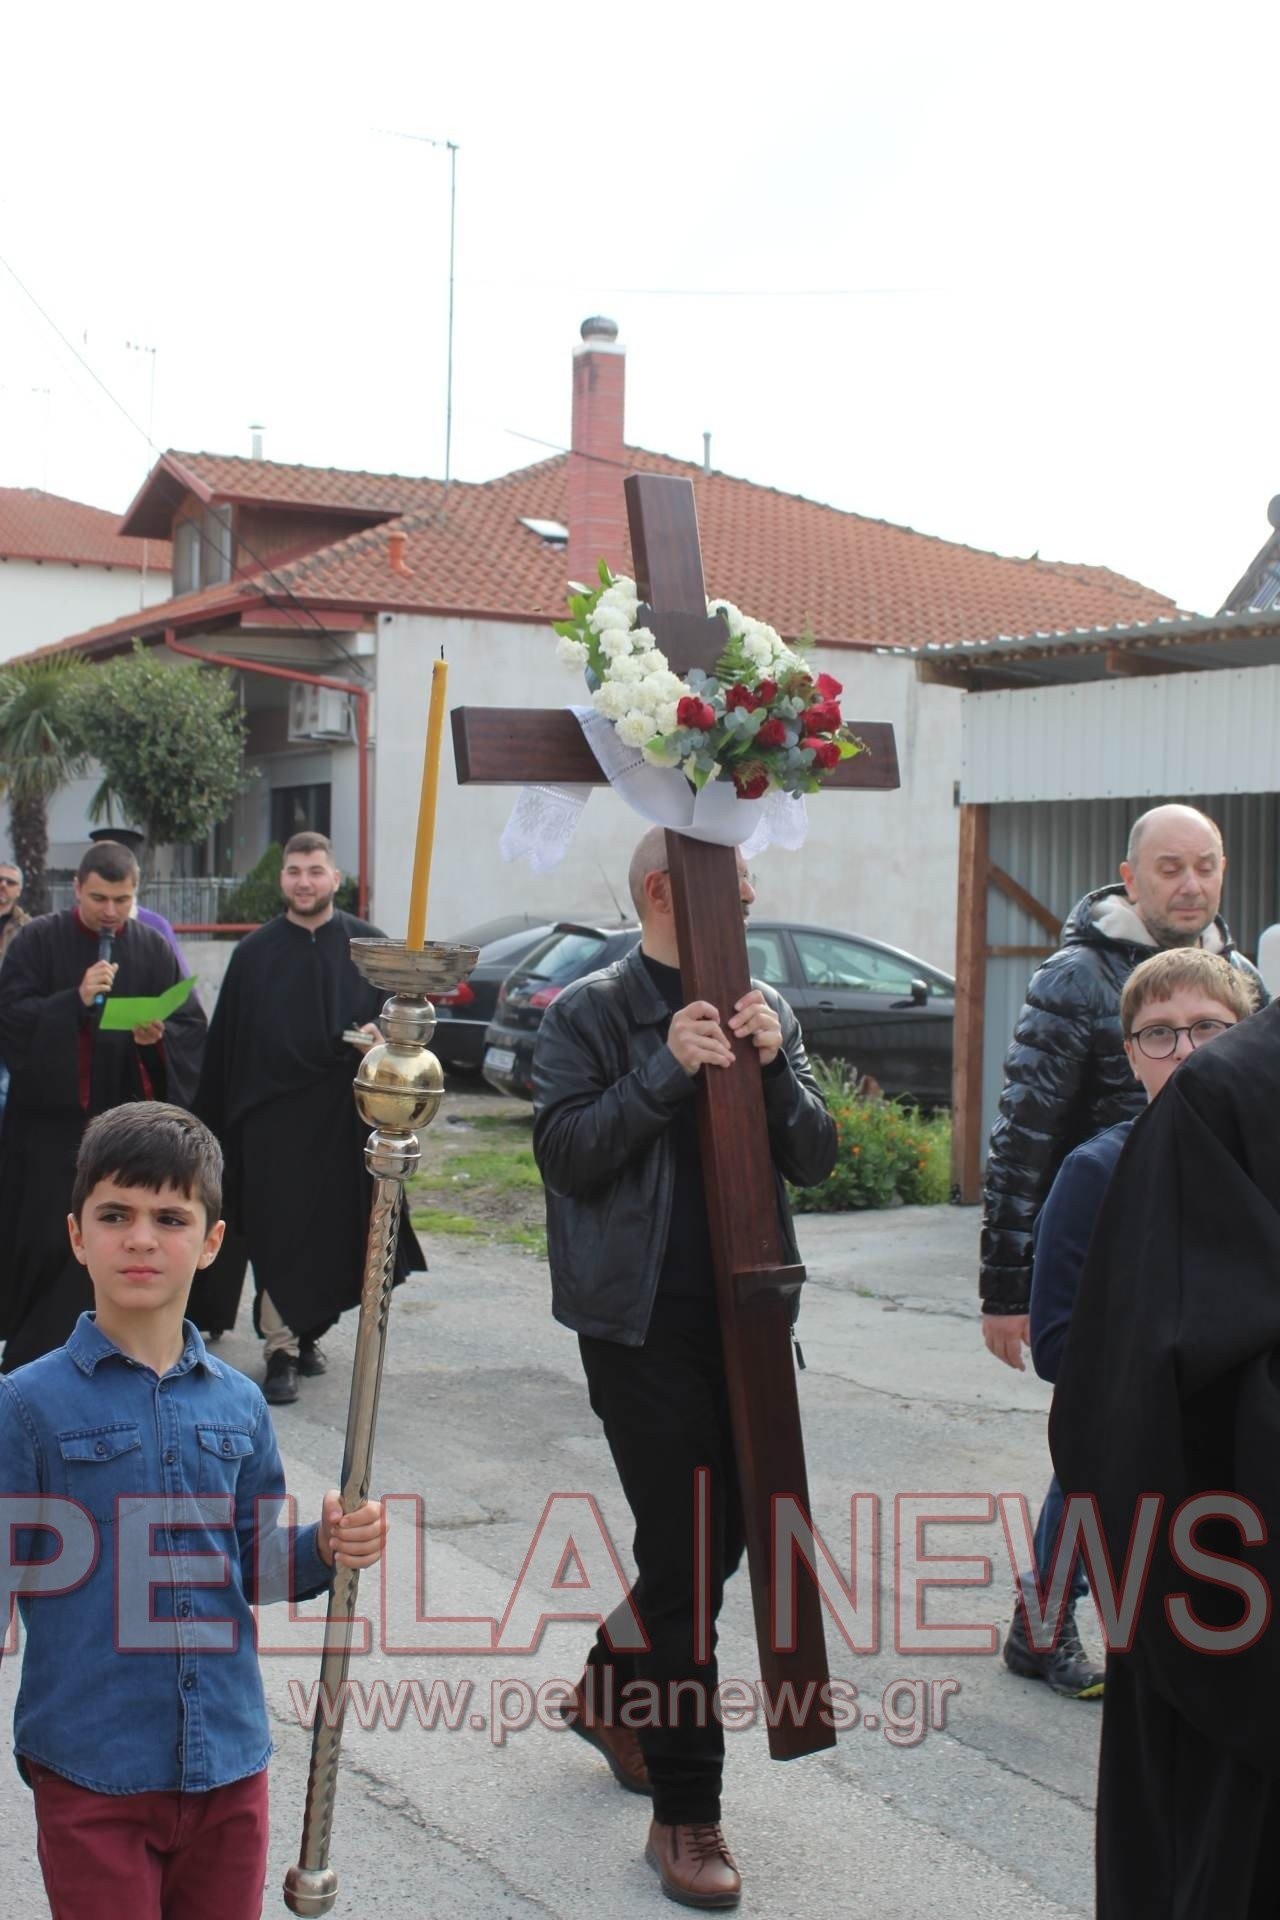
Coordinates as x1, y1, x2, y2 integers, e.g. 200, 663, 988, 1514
1003, 1599, 1104, 1698
264, 1351, 300, 1405
297, 1339, 327, 1377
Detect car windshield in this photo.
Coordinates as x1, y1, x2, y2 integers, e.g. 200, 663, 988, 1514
477, 927, 548, 965
523, 930, 608, 982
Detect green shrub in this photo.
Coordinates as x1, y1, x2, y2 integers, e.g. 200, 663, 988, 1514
223, 843, 285, 925
790, 1058, 952, 1211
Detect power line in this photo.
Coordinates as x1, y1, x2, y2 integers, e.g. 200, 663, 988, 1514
0, 248, 370, 677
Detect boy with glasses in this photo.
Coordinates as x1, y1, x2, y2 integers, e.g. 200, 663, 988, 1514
1012, 950, 1256, 1694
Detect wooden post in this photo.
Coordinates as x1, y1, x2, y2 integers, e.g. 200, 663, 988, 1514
951, 803, 990, 1205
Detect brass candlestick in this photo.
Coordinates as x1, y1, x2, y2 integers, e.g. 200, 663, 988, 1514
283, 937, 478, 1917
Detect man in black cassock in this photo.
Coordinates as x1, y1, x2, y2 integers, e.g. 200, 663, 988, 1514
0, 840, 207, 1371
194, 831, 423, 1405
1051, 994, 1280, 1918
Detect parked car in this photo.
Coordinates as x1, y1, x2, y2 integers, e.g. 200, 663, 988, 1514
429, 924, 558, 1073
481, 918, 954, 1106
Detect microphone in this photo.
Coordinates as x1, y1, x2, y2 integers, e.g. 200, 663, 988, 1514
93, 930, 115, 1008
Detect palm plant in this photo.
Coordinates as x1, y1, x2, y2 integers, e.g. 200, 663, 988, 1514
0, 656, 89, 913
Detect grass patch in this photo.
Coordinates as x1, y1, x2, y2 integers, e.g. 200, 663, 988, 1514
462, 1112, 536, 1134
505, 1224, 549, 1258
417, 1145, 543, 1192
410, 1207, 487, 1236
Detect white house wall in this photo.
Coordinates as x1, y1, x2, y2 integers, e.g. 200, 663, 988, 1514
373, 613, 962, 971
0, 558, 172, 661
961, 666, 1280, 805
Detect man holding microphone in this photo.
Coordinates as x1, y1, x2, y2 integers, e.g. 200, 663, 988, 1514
0, 840, 206, 1368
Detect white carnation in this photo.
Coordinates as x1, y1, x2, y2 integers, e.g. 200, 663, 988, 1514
590, 603, 632, 636
616, 710, 653, 748
592, 681, 631, 719
609, 652, 644, 684
743, 633, 772, 667
556, 636, 589, 669
599, 627, 633, 661
655, 700, 681, 734
637, 648, 667, 675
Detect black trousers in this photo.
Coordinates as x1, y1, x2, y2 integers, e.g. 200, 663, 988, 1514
578, 1297, 746, 1826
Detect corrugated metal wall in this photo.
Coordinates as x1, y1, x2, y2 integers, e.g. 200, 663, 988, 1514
980, 791, 1280, 1159
962, 666, 1280, 804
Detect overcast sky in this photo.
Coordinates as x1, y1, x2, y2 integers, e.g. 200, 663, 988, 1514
1, 2, 1274, 617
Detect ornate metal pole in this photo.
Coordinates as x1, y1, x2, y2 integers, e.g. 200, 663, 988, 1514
284, 937, 477, 1917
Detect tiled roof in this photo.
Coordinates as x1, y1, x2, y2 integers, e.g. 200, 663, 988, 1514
164, 451, 441, 514
0, 488, 171, 572
39, 446, 1179, 660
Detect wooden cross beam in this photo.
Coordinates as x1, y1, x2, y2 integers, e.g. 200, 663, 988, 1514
452, 472, 901, 1760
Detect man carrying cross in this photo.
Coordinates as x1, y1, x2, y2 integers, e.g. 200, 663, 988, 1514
534, 824, 835, 1910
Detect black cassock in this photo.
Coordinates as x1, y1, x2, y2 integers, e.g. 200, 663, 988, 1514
1051, 996, 1280, 1919
193, 910, 423, 1341
0, 911, 207, 1371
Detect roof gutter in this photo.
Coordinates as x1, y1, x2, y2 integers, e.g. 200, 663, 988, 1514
163, 627, 369, 920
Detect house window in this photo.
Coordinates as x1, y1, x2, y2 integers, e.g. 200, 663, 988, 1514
172, 504, 233, 595
271, 784, 332, 846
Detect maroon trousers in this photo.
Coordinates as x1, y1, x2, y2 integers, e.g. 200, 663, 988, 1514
28, 1762, 269, 1920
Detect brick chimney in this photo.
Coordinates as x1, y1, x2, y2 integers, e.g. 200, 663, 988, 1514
567, 316, 627, 587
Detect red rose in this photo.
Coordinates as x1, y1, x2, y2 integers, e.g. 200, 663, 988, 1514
810, 738, 842, 771
755, 678, 778, 706
756, 718, 787, 749
815, 672, 843, 701
802, 700, 843, 735
725, 683, 757, 712
732, 767, 769, 800
677, 696, 717, 731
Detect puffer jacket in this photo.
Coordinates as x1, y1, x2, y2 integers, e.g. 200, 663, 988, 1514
532, 943, 836, 1345
980, 883, 1266, 1315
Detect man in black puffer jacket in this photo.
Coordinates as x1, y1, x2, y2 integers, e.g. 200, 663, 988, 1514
981, 803, 1266, 1694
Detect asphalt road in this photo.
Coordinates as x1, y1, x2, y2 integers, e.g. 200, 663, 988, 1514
0, 1201, 1099, 1918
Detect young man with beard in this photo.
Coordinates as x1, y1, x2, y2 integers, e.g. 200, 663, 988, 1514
194, 833, 423, 1404
533, 826, 835, 1912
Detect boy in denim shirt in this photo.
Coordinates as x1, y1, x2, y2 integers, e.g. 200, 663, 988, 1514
0, 1102, 386, 1919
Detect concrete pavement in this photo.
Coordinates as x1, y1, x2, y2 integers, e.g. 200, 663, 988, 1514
0, 1202, 1098, 1917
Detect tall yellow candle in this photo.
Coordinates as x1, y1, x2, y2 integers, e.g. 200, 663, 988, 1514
405, 657, 449, 951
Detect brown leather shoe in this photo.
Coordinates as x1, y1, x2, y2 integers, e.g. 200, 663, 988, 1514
645, 1820, 742, 1910
552, 1673, 651, 1796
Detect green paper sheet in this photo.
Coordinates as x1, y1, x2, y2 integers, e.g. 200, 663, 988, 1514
99, 973, 198, 1031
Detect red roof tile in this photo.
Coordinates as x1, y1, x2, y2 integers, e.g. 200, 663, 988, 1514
38, 446, 1180, 660
0, 488, 171, 573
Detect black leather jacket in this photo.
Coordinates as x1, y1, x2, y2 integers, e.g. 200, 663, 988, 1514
532, 944, 837, 1345
980, 884, 1266, 1316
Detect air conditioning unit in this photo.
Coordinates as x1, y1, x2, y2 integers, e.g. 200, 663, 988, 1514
288, 683, 353, 742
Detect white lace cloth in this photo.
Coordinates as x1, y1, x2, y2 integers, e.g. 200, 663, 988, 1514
499, 706, 809, 871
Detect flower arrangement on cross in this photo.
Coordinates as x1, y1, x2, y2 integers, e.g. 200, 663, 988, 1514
554, 563, 863, 800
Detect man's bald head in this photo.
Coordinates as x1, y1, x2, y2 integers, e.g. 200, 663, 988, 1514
1126, 804, 1222, 867
628, 826, 669, 922
1120, 804, 1226, 948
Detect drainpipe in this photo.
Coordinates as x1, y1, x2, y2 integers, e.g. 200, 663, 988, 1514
163, 627, 370, 920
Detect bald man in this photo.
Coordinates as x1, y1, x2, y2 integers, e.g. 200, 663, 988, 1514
982, 803, 1266, 1696
532, 826, 835, 1910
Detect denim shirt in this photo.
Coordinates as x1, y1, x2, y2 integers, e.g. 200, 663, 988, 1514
0, 1313, 331, 1795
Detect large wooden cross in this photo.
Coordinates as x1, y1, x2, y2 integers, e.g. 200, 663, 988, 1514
452, 473, 900, 1760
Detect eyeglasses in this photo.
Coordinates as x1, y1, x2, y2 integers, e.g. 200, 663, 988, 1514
1130, 1018, 1231, 1060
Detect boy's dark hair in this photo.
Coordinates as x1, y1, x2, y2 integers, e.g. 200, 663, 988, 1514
282, 831, 334, 861
77, 841, 140, 886
71, 1103, 223, 1224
